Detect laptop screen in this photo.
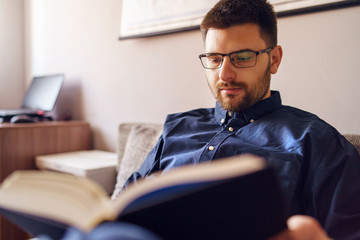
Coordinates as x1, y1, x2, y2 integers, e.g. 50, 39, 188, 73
21, 74, 64, 111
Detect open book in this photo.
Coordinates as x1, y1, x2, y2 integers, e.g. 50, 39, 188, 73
0, 154, 287, 240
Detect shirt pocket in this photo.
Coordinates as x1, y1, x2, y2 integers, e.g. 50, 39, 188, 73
236, 149, 302, 212
266, 152, 302, 211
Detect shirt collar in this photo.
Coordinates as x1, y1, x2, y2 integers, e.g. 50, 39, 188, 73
215, 90, 282, 125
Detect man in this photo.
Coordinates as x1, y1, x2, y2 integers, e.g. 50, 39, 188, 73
124, 0, 360, 239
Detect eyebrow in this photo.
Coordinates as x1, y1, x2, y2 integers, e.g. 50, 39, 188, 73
204, 48, 256, 55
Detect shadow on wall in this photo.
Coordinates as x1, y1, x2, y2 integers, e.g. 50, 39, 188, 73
50, 79, 84, 121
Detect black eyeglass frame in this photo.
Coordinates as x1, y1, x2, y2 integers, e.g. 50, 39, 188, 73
198, 47, 274, 69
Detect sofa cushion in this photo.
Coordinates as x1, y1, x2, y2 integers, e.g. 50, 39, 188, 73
111, 123, 162, 200
344, 134, 360, 154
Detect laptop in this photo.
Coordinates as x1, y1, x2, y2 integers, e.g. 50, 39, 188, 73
0, 74, 64, 118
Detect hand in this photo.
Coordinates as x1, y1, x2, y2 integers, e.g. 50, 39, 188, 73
269, 215, 332, 240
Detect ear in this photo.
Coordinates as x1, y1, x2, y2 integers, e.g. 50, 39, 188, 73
270, 45, 283, 74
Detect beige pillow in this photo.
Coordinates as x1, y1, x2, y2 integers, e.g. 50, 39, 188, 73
344, 134, 360, 154
111, 123, 162, 200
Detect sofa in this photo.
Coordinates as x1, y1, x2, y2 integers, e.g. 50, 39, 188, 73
111, 123, 163, 199
110, 122, 360, 199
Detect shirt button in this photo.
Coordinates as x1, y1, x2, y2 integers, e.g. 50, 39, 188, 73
228, 112, 232, 117
221, 119, 225, 124
250, 119, 255, 123
208, 146, 215, 151
228, 127, 234, 132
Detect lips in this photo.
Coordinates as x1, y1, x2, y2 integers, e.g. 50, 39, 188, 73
220, 87, 243, 95
218, 82, 247, 95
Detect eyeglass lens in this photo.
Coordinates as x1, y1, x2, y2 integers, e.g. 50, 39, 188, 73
201, 51, 257, 69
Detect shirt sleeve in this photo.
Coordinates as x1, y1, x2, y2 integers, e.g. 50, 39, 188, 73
303, 130, 360, 239
121, 135, 164, 190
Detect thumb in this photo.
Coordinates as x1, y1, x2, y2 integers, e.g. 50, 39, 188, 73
287, 215, 331, 240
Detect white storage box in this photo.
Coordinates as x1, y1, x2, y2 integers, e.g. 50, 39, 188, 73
36, 150, 117, 194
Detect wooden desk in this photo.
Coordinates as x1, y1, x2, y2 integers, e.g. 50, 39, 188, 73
0, 121, 91, 240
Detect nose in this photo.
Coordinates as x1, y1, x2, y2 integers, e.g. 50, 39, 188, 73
219, 56, 236, 83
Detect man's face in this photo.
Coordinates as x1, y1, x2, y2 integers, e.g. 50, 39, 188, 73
204, 24, 274, 112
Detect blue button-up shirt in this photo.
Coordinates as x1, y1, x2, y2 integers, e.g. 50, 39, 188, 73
125, 91, 360, 239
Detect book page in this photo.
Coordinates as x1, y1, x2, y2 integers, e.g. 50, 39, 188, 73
0, 171, 114, 231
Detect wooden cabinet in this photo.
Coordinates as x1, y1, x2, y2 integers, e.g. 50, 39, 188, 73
0, 121, 91, 240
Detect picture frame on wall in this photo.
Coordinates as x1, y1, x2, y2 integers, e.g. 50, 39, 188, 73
119, 0, 218, 40
119, 0, 360, 40
271, 0, 360, 17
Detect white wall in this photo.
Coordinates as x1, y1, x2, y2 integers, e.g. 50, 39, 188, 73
275, 6, 360, 135
0, 0, 25, 108
7, 1, 360, 151
27, 0, 212, 151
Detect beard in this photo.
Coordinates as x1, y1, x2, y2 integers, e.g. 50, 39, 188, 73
211, 64, 271, 112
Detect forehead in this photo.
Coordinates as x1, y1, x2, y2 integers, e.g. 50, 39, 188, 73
205, 24, 267, 53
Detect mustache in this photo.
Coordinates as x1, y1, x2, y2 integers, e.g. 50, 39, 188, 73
216, 82, 248, 89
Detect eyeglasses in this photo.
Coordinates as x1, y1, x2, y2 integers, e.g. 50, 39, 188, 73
198, 47, 274, 69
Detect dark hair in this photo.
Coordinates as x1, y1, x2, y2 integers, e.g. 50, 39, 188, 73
200, 0, 277, 47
